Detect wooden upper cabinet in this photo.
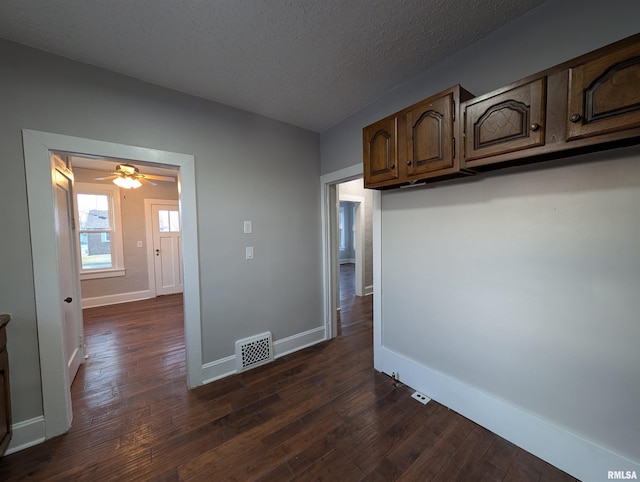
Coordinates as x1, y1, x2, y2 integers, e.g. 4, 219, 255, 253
566, 39, 640, 141
364, 85, 473, 189
463, 77, 546, 165
363, 115, 398, 187
406, 94, 454, 176
363, 34, 640, 189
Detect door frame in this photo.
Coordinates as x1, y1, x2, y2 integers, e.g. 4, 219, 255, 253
23, 130, 203, 440
144, 199, 181, 297
320, 164, 380, 345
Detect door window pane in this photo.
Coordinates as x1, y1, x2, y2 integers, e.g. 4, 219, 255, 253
169, 210, 180, 232
158, 210, 170, 232
159, 209, 180, 232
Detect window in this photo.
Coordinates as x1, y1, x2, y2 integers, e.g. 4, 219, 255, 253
75, 183, 125, 280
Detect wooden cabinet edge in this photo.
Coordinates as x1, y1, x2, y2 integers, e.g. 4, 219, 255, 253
0, 315, 11, 457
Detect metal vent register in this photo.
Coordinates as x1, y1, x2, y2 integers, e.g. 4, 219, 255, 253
235, 332, 274, 372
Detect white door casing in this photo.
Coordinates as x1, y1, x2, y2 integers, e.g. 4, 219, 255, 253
53, 158, 84, 385
23, 130, 203, 440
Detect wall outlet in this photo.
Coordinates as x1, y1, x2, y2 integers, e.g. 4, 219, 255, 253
411, 391, 431, 405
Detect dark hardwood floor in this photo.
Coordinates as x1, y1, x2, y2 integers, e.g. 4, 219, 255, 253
0, 275, 577, 481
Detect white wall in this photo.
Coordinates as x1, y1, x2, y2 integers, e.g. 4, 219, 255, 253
320, 0, 640, 478
0, 39, 322, 426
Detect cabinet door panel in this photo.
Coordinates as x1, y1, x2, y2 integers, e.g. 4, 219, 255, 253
406, 94, 453, 176
363, 116, 398, 186
567, 41, 640, 140
464, 78, 546, 162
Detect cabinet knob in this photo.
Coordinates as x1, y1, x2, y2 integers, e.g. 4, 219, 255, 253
570, 113, 582, 123
530, 123, 541, 132
390, 164, 395, 169
406, 160, 412, 165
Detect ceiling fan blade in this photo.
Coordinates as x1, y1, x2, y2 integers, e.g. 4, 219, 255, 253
94, 176, 114, 181
142, 178, 158, 186
141, 174, 176, 182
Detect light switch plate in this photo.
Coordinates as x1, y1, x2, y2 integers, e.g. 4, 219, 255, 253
245, 246, 254, 260
244, 221, 252, 234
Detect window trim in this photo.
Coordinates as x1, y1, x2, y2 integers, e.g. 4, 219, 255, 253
75, 182, 126, 280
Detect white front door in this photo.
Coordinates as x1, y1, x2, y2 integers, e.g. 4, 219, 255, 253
151, 202, 183, 295
53, 156, 84, 385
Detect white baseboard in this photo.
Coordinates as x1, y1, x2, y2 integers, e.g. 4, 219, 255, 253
379, 346, 639, 481
273, 326, 326, 358
364, 284, 374, 296
201, 326, 327, 385
201, 355, 236, 384
340, 259, 355, 264
81, 290, 153, 308
6, 416, 46, 455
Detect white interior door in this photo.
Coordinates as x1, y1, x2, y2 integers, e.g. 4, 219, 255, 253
152, 203, 183, 295
53, 159, 84, 386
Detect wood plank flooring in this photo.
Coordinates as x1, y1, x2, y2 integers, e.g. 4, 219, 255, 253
0, 269, 578, 481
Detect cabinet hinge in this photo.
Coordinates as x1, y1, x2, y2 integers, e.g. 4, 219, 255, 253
452, 100, 456, 122
452, 137, 456, 158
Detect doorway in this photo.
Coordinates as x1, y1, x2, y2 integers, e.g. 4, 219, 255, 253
23, 130, 202, 440
320, 165, 379, 340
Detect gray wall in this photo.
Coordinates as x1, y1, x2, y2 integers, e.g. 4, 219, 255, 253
74, 167, 179, 299
321, 0, 640, 468
1, 40, 322, 423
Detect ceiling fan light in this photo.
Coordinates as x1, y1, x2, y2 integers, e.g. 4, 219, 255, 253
113, 176, 142, 189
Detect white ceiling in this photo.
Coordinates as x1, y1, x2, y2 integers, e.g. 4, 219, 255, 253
0, 0, 547, 133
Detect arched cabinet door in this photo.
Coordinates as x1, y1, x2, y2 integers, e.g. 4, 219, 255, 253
406, 94, 454, 177
566, 41, 640, 141
463, 77, 546, 166
363, 116, 399, 187
364, 85, 473, 189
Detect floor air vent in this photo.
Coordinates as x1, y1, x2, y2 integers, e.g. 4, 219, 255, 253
235, 332, 274, 372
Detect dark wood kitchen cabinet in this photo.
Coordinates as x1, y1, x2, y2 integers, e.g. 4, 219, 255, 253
363, 33, 640, 189
463, 77, 547, 166
363, 115, 399, 186
364, 85, 474, 189
0, 315, 11, 456
566, 36, 640, 141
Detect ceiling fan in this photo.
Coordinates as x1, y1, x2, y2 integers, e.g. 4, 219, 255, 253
95, 163, 176, 189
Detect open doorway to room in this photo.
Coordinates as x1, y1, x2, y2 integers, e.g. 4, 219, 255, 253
70, 156, 182, 307
335, 178, 373, 335
64, 156, 185, 413
23, 130, 202, 441
321, 165, 379, 340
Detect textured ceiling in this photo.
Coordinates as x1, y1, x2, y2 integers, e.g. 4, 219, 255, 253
0, 0, 546, 132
